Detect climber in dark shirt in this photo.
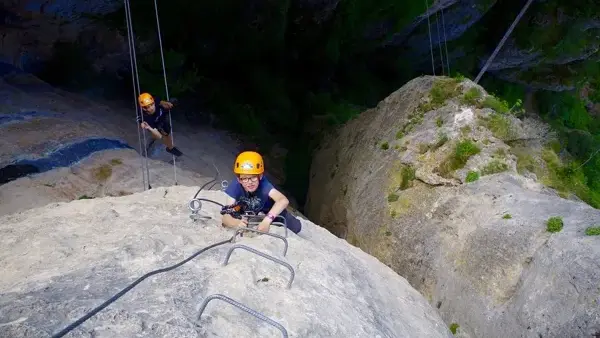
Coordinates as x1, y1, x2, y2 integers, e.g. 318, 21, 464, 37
136, 92, 183, 157
221, 151, 302, 234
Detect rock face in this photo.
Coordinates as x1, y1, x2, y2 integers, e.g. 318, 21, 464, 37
305, 75, 600, 338
0, 186, 453, 338
0, 64, 241, 216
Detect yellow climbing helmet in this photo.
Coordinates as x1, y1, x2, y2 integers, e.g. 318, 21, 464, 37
234, 151, 264, 175
138, 93, 154, 107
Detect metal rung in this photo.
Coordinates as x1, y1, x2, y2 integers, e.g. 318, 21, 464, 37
271, 221, 288, 238
197, 293, 288, 338
243, 214, 288, 238
223, 244, 295, 289
233, 228, 288, 256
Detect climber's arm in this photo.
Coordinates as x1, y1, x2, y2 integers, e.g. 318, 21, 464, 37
159, 100, 174, 110
256, 188, 289, 232
265, 188, 289, 218
145, 125, 164, 139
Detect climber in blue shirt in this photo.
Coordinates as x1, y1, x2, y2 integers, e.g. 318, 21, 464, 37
221, 151, 302, 234
137, 92, 183, 157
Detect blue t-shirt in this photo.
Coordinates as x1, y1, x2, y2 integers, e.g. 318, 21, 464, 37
224, 176, 275, 213
136, 96, 169, 128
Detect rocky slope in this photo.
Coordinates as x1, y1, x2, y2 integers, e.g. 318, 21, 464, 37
0, 63, 241, 216
0, 186, 453, 338
305, 75, 600, 338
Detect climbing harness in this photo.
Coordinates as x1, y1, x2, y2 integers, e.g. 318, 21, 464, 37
474, 0, 535, 83
51, 170, 293, 338
124, 0, 179, 190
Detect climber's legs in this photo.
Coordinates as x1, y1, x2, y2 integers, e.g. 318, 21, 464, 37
272, 209, 302, 234
157, 123, 183, 157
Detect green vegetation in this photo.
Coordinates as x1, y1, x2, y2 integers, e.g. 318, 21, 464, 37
460, 87, 482, 106
438, 140, 481, 177
398, 166, 416, 190
466, 171, 480, 182
481, 159, 509, 176
417, 78, 462, 113
381, 142, 390, 150
502, 214, 512, 219
585, 226, 600, 236
511, 143, 600, 208
546, 216, 564, 233
480, 113, 514, 140
388, 193, 399, 202
432, 133, 449, 151
93, 164, 113, 182
449, 323, 460, 335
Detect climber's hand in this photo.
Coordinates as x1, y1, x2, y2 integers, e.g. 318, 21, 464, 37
140, 122, 150, 129
257, 220, 270, 233
160, 101, 174, 109
238, 217, 248, 228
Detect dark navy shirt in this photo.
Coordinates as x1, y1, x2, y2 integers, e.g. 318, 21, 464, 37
224, 176, 275, 213
136, 96, 169, 129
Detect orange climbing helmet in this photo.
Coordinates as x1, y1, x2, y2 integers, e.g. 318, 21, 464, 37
234, 151, 264, 175
138, 93, 154, 108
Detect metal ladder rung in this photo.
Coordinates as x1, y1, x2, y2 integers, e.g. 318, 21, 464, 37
244, 213, 288, 238
197, 293, 288, 338
223, 244, 295, 289
233, 228, 288, 256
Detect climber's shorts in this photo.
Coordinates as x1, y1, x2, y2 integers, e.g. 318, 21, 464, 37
156, 121, 171, 136
272, 209, 302, 234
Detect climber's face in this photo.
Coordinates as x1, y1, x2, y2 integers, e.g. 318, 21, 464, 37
238, 174, 260, 193
142, 103, 155, 114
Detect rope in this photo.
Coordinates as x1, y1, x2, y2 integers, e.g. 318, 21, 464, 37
124, 0, 146, 191
474, 0, 535, 83
50, 236, 234, 338
441, 7, 450, 75
435, 11, 444, 75
424, 0, 435, 75
124, 0, 152, 190
152, 0, 178, 186
50, 169, 230, 337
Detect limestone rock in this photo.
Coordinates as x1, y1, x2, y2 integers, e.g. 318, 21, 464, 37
0, 70, 240, 216
305, 75, 600, 338
0, 187, 453, 338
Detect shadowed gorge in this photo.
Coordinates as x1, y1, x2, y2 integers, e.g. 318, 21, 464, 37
5, 0, 597, 209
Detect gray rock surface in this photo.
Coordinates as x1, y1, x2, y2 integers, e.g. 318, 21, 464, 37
305, 75, 600, 338
0, 187, 453, 338
0, 70, 240, 216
